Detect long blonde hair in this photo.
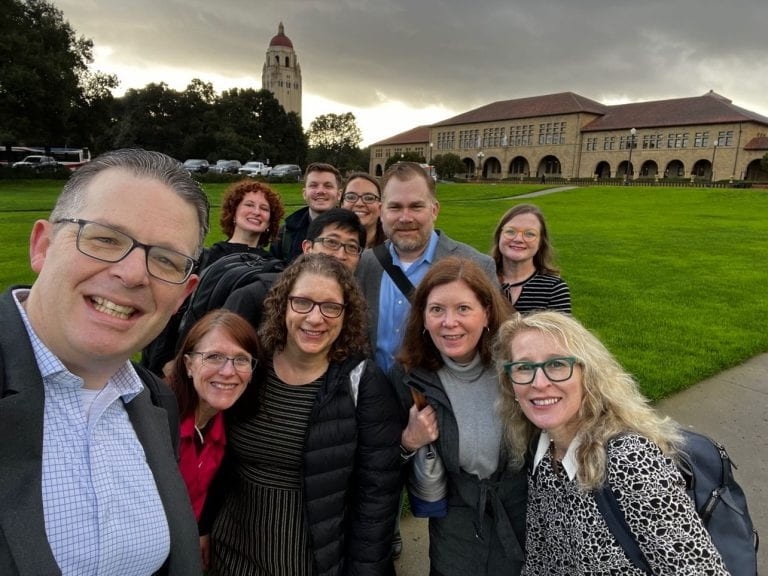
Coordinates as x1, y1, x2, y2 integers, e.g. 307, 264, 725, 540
494, 311, 681, 490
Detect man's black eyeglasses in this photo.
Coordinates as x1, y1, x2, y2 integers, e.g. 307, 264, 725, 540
55, 218, 197, 284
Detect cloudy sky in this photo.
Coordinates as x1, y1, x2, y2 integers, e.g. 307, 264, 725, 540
54, 0, 767, 147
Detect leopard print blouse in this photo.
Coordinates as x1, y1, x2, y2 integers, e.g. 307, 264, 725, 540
523, 434, 729, 575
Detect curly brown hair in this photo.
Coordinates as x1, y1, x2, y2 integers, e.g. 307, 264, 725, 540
258, 253, 370, 362
166, 309, 261, 420
219, 180, 285, 245
397, 257, 513, 372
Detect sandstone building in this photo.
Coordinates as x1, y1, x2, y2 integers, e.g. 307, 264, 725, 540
369, 91, 768, 182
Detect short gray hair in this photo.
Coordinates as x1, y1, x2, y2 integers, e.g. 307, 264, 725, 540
50, 149, 210, 255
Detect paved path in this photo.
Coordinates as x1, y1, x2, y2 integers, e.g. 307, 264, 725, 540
395, 353, 768, 575
515, 185, 579, 198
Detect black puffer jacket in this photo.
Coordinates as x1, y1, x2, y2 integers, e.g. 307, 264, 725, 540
205, 356, 403, 576
303, 356, 402, 576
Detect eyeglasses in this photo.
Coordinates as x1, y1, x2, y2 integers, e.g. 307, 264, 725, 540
313, 236, 363, 255
501, 227, 539, 241
503, 357, 578, 385
187, 351, 256, 373
288, 296, 346, 318
55, 218, 197, 284
343, 192, 380, 205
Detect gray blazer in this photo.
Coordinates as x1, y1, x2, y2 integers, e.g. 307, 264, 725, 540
0, 289, 201, 576
355, 230, 498, 348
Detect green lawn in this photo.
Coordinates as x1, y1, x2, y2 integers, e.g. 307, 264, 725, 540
1, 179, 766, 401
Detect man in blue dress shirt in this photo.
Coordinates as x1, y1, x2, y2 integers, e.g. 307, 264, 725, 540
354, 161, 497, 559
0, 149, 204, 575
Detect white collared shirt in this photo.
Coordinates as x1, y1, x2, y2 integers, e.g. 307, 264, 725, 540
531, 431, 582, 481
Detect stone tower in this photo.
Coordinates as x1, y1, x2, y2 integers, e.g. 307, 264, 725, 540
262, 22, 302, 117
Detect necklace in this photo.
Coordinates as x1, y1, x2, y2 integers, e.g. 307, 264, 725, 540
193, 424, 205, 445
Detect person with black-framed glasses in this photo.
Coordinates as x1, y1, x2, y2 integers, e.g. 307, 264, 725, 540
0, 148, 206, 575
208, 253, 402, 576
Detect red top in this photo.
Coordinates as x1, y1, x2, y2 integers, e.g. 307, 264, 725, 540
178, 411, 227, 521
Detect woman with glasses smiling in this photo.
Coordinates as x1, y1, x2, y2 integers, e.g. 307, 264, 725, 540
491, 204, 571, 313
165, 309, 260, 571
209, 253, 403, 576
341, 172, 387, 248
494, 311, 728, 575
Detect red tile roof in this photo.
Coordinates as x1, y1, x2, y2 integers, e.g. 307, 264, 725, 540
371, 125, 431, 146
582, 91, 768, 132
432, 92, 608, 127
744, 136, 768, 150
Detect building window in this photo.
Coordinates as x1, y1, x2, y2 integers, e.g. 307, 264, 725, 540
694, 132, 710, 148
509, 124, 533, 146
585, 137, 598, 151
603, 136, 616, 151
458, 129, 479, 149
667, 133, 689, 148
716, 130, 734, 146
642, 134, 662, 149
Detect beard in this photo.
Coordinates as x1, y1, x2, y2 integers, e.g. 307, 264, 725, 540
389, 227, 429, 254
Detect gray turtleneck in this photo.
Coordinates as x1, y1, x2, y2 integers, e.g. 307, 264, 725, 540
438, 353, 502, 479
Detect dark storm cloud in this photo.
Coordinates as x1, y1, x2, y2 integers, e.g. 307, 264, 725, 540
55, 0, 768, 119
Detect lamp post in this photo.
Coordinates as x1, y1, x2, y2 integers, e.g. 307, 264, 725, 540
624, 127, 636, 185
476, 151, 485, 179
428, 142, 433, 164
711, 139, 719, 185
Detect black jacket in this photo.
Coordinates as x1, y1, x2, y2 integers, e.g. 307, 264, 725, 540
208, 356, 403, 576
390, 364, 527, 576
270, 206, 311, 264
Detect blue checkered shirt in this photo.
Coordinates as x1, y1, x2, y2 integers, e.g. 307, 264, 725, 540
12, 290, 170, 575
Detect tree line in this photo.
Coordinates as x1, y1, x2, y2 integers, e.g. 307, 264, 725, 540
1, 0, 370, 172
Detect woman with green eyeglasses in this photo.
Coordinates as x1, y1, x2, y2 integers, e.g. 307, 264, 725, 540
494, 311, 728, 575
208, 253, 403, 576
165, 309, 260, 571
491, 203, 571, 313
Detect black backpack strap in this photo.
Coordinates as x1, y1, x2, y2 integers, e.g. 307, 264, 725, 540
373, 243, 415, 301
593, 452, 653, 575
133, 362, 181, 456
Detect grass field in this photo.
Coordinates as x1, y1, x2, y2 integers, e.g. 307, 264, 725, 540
1, 179, 766, 401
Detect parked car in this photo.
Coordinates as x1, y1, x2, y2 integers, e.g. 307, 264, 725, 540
268, 164, 303, 181
183, 159, 210, 173
210, 159, 242, 174
239, 161, 272, 177
12, 155, 58, 171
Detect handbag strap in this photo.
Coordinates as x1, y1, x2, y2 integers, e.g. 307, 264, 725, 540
373, 243, 414, 301
593, 485, 653, 574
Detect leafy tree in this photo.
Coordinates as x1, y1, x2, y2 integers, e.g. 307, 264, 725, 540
306, 112, 363, 170
0, 0, 116, 148
384, 150, 425, 169
432, 153, 465, 179
213, 88, 306, 165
